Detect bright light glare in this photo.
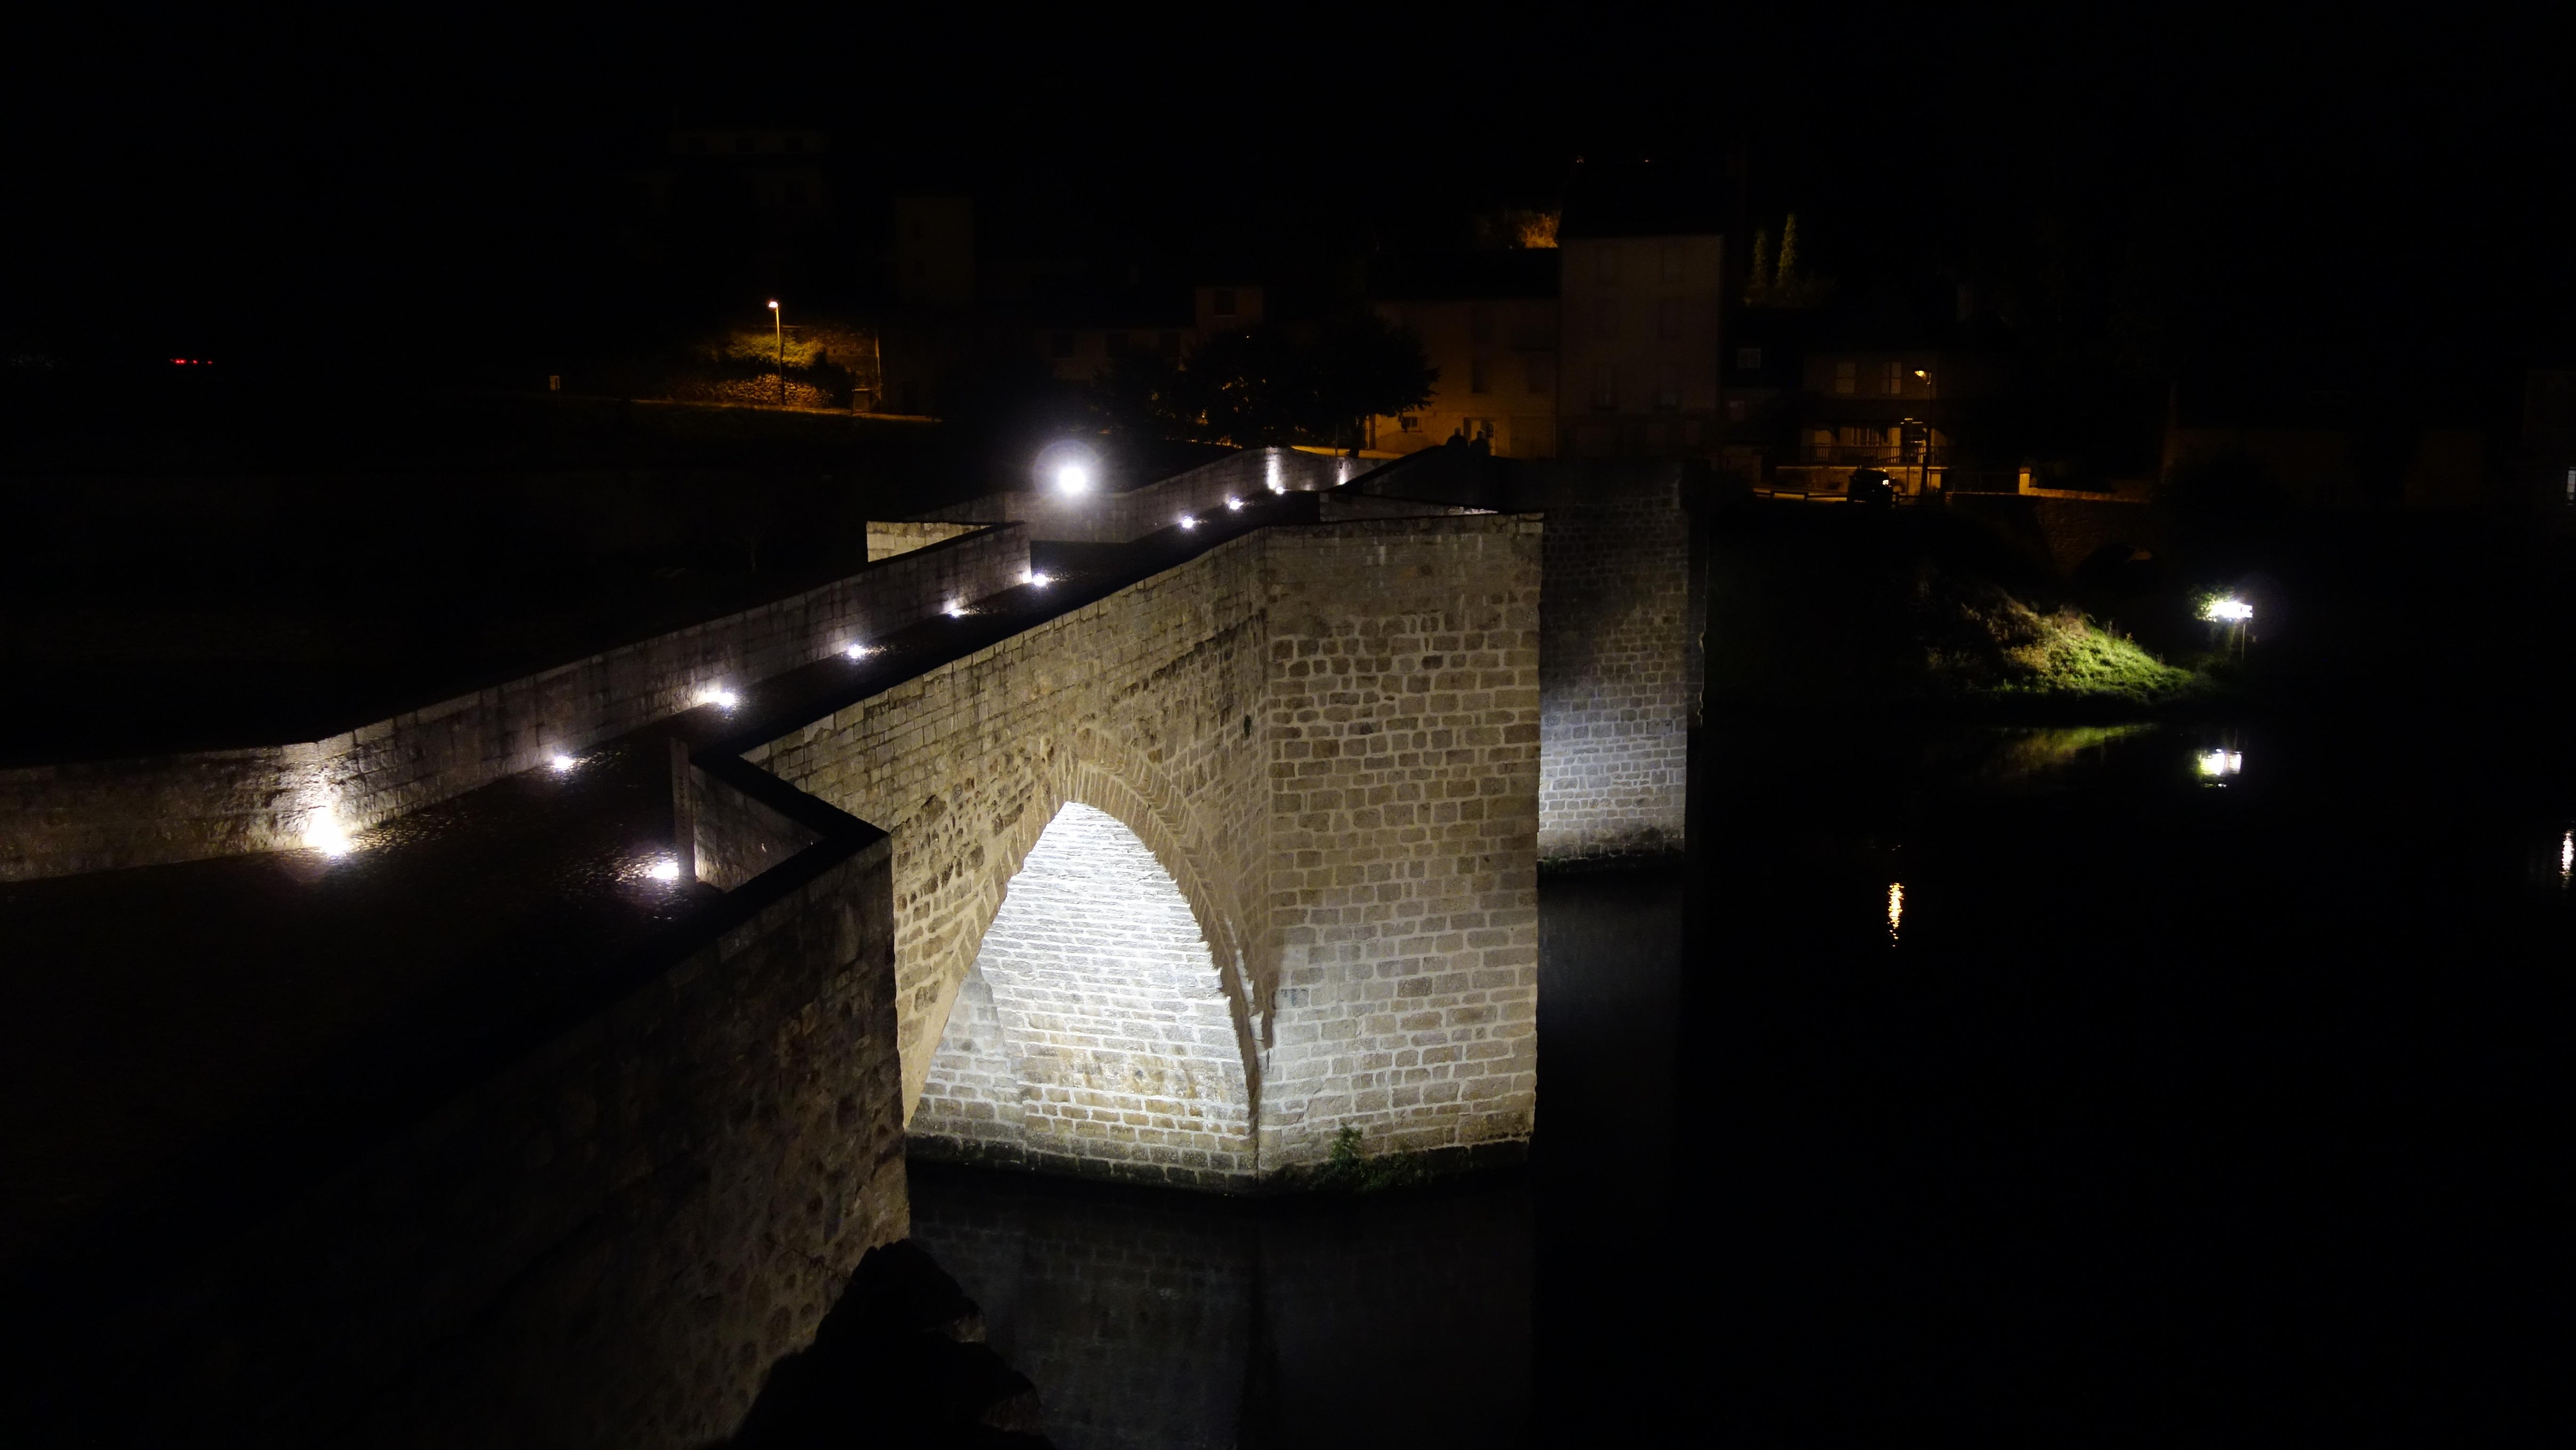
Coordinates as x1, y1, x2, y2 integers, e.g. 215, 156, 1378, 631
1886, 882, 1904, 941
648, 857, 682, 882
2197, 749, 2244, 778
945, 601, 968, 617
2202, 597, 2254, 622
303, 811, 353, 857
1225, 496, 1244, 511
695, 686, 740, 710
843, 642, 872, 660
767, 300, 778, 310
1177, 514, 1198, 530
1026, 571, 1052, 587
549, 753, 578, 772
2560, 830, 2572, 881
1055, 463, 1093, 495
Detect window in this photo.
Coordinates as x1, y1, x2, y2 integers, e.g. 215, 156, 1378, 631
1398, 415, 1420, 432
1470, 304, 1494, 344
1736, 346, 1763, 370
1592, 364, 1618, 411
1655, 365, 1681, 410
1595, 247, 1619, 283
1884, 361, 1904, 396
1657, 299, 1683, 340
2566, 466, 2574, 503
1159, 330, 1181, 357
1726, 398, 1747, 421
1592, 299, 1618, 339
1526, 354, 1556, 395
1833, 360, 1856, 396
1050, 332, 1076, 359
1213, 288, 1238, 318
1470, 358, 1490, 394
1660, 244, 1683, 283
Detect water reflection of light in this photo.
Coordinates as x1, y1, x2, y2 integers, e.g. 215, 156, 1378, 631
2196, 748, 2243, 781
1886, 882, 1904, 943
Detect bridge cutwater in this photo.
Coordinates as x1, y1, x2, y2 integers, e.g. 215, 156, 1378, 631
0, 445, 1703, 1446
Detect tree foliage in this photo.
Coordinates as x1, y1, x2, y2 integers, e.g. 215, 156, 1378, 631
1094, 315, 1434, 450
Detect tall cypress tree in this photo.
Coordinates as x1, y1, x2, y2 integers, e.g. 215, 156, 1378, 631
1777, 214, 1803, 292
1747, 227, 1774, 304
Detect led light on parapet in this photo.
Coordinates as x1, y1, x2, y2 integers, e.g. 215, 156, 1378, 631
843, 642, 875, 660
549, 753, 579, 772
1225, 496, 1244, 511
648, 857, 682, 882
695, 686, 740, 710
302, 808, 354, 858
944, 600, 969, 617
1025, 571, 1052, 587
1177, 514, 1198, 530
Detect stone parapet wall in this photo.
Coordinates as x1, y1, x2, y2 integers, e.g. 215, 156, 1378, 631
0, 526, 1028, 882
867, 519, 982, 562
922, 448, 1362, 543
14, 829, 908, 1450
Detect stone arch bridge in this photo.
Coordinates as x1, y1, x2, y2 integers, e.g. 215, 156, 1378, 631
0, 447, 1698, 1446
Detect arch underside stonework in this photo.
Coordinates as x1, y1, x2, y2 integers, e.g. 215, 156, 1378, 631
746, 519, 1547, 1184
911, 802, 1257, 1187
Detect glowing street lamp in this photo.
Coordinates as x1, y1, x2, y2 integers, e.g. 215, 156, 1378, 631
767, 300, 786, 406
2201, 598, 2253, 622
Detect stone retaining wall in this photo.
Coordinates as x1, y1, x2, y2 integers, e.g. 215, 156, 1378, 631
15, 824, 907, 1450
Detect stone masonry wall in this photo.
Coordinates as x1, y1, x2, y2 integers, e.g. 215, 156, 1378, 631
743, 514, 1541, 1179
912, 803, 1255, 1187
1255, 517, 1543, 1167
745, 534, 1277, 1132
922, 447, 1361, 543
0, 526, 1027, 882
26, 832, 909, 1449
867, 519, 982, 562
1537, 473, 1692, 861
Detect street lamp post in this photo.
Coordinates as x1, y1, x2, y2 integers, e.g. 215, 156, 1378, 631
768, 300, 784, 407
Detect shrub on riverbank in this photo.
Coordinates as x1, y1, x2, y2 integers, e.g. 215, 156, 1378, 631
1708, 505, 2214, 715
1916, 563, 2208, 707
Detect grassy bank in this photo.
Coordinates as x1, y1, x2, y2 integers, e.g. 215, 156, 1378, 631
1706, 502, 2218, 717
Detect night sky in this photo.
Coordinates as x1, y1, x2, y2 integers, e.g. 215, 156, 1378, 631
8, 9, 2568, 401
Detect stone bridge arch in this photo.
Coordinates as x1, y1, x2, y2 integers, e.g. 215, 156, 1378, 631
909, 796, 1258, 1186
896, 721, 1267, 1179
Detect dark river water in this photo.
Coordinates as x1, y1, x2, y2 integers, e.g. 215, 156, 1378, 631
896, 716, 2571, 1444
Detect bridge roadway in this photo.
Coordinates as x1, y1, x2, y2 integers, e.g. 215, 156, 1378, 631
0, 450, 1692, 1448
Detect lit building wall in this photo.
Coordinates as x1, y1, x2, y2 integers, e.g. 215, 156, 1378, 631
1555, 233, 1725, 460
1369, 296, 1561, 458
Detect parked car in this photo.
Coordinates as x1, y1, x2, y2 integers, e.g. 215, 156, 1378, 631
1847, 468, 1897, 507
